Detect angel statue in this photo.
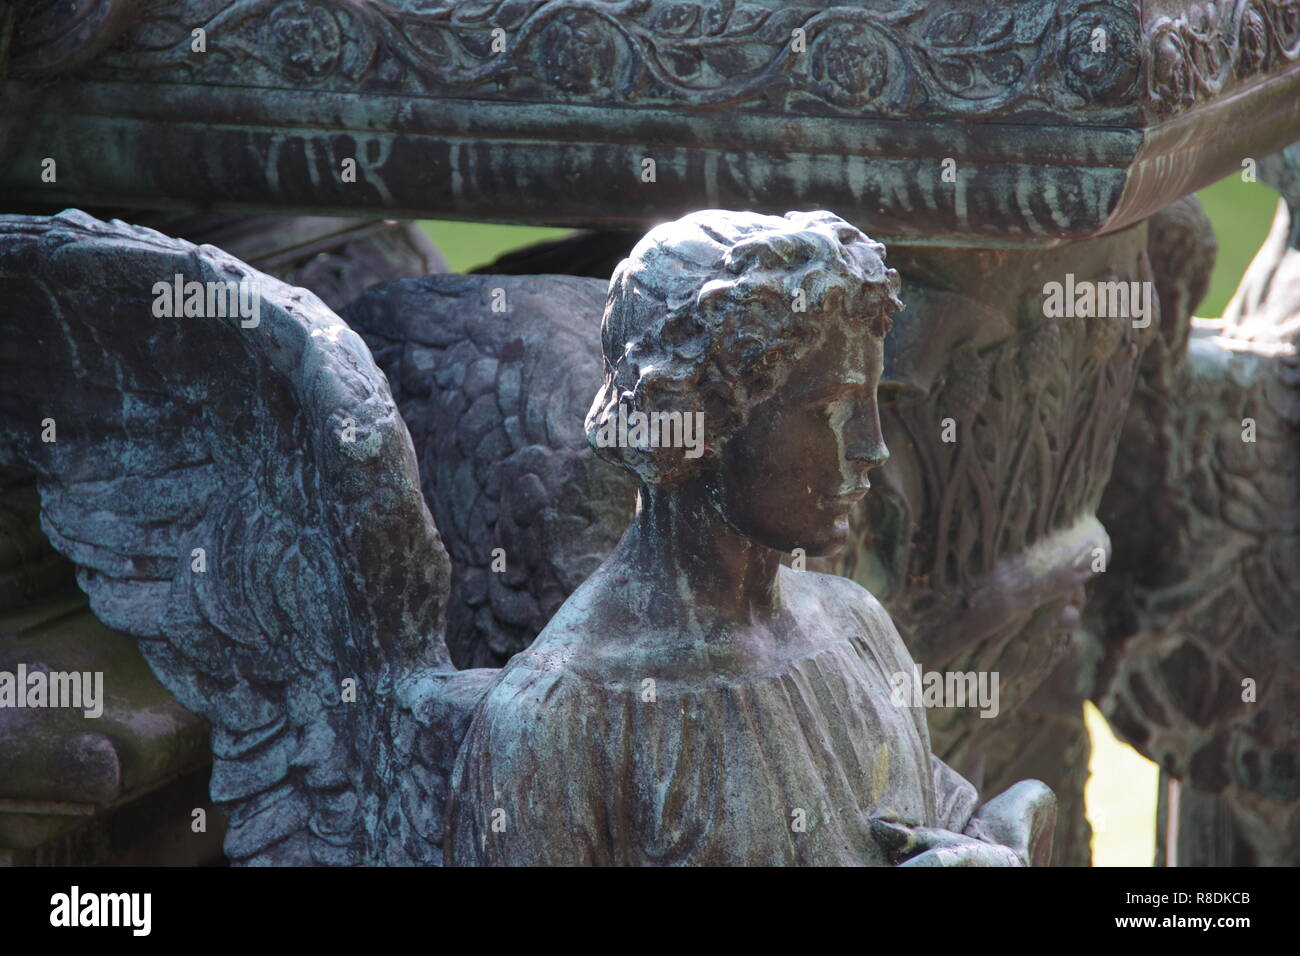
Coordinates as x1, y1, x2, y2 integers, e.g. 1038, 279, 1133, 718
0, 208, 1054, 866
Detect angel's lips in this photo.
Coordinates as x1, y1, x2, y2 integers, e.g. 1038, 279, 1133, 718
824, 487, 869, 510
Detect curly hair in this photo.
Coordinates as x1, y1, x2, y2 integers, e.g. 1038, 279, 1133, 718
585, 209, 903, 485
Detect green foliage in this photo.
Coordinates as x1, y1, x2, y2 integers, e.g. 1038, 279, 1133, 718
419, 220, 569, 273
1196, 175, 1280, 317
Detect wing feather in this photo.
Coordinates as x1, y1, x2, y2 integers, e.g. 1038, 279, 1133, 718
0, 210, 457, 864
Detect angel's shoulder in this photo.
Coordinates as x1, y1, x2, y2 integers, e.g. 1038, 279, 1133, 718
782, 566, 888, 627
469, 612, 593, 720
787, 568, 915, 665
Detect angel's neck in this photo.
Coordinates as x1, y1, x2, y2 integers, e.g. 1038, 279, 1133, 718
621, 481, 784, 626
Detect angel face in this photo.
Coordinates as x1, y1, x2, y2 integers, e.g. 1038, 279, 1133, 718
586, 210, 902, 490
706, 320, 889, 557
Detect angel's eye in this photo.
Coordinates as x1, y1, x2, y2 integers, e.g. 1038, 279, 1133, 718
805, 383, 861, 408
876, 382, 915, 408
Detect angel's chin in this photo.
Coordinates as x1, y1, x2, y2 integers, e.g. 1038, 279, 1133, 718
788, 520, 851, 560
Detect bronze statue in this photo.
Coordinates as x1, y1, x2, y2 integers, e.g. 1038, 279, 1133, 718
445, 209, 1054, 864
0, 208, 1053, 866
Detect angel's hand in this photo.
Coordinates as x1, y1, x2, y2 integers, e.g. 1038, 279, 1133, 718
961, 779, 1057, 867
870, 817, 1023, 867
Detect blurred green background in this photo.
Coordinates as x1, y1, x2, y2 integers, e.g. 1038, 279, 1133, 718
417, 171, 1283, 866
1196, 174, 1280, 316
419, 221, 570, 273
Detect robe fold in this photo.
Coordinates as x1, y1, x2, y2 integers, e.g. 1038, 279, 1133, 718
446, 572, 982, 865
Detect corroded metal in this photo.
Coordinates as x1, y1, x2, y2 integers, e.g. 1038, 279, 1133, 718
4, 0, 1300, 870
0, 208, 1056, 866
1090, 145, 1300, 866
5, 1, 1300, 243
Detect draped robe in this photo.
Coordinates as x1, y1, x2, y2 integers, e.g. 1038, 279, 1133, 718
446, 570, 985, 865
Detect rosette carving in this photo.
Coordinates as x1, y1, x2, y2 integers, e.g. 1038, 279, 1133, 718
80, 0, 1151, 123
1147, 0, 1300, 115
1058, 1, 1140, 104
263, 1, 344, 80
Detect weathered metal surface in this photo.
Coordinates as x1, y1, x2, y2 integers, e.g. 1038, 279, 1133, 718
128, 212, 450, 310
0, 476, 223, 865
346, 274, 637, 670
0, 210, 465, 866
1089, 144, 1300, 866
4, 1, 1300, 243
0, 207, 1057, 865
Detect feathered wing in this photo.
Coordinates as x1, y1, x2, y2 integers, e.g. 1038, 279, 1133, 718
0, 209, 476, 865
345, 274, 636, 669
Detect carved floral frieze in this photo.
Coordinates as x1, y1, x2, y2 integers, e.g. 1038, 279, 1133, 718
64, 0, 1263, 122
68, 1, 1294, 121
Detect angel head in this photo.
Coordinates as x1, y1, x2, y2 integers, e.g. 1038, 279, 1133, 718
585, 209, 904, 556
